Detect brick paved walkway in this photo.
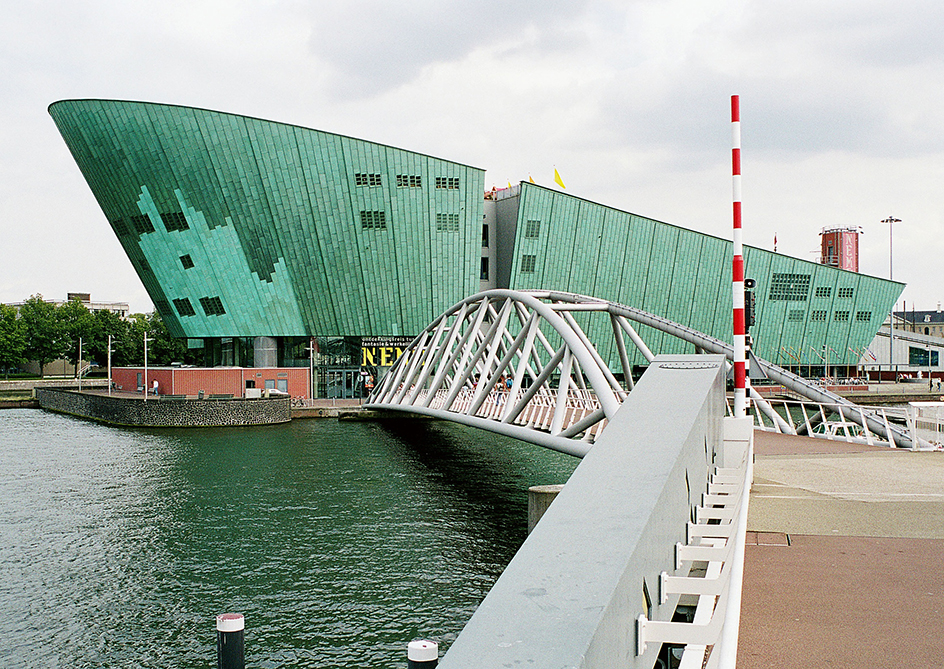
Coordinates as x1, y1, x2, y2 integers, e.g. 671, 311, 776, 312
737, 431, 944, 667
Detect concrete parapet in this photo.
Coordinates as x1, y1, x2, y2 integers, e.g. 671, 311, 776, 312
438, 355, 728, 669
35, 388, 290, 427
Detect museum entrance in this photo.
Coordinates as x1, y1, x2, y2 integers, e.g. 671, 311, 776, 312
321, 368, 363, 399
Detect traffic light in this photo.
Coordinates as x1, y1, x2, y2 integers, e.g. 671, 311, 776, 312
744, 278, 756, 332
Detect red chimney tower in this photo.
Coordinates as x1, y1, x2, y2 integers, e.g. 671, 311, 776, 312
820, 227, 861, 272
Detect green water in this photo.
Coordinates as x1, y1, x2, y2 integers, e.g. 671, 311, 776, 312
0, 410, 579, 668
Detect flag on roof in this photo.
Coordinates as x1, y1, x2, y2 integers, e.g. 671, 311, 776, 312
554, 168, 566, 189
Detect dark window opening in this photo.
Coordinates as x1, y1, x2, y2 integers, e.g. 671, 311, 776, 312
436, 213, 459, 232
199, 296, 226, 316
360, 210, 387, 230
129, 214, 154, 234
355, 173, 382, 187
180, 254, 195, 269
396, 174, 422, 188
769, 273, 810, 301
173, 298, 196, 317
161, 211, 189, 232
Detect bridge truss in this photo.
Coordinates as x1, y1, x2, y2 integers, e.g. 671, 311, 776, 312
366, 289, 919, 453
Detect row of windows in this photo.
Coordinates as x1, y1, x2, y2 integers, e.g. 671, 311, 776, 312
354, 173, 382, 187
116, 211, 190, 235
436, 213, 459, 232
354, 173, 461, 189
360, 210, 464, 231
814, 286, 855, 299
800, 309, 872, 323
396, 174, 422, 188
173, 296, 226, 317
769, 273, 811, 301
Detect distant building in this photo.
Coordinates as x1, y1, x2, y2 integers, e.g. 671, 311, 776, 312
895, 306, 944, 338
6, 293, 130, 319
819, 227, 861, 272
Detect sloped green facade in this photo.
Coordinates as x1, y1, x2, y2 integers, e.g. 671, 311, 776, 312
50, 100, 902, 371
509, 183, 903, 366
49, 99, 485, 339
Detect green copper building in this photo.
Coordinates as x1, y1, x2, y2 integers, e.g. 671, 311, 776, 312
49, 99, 904, 392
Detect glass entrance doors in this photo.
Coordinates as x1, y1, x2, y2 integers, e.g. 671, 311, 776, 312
321, 368, 363, 399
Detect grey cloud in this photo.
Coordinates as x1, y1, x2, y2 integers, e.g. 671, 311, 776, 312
303, 0, 591, 97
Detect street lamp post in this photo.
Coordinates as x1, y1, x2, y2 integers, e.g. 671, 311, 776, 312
882, 216, 901, 381
143, 331, 154, 402
107, 334, 113, 396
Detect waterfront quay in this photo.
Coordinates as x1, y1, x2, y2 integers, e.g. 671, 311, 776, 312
738, 430, 944, 667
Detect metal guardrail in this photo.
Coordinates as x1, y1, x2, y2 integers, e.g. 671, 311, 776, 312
737, 396, 943, 450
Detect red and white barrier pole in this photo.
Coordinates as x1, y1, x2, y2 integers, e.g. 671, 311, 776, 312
731, 95, 748, 417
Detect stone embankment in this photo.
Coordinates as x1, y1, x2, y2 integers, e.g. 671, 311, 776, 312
35, 388, 290, 427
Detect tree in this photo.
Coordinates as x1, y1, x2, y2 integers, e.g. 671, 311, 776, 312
19, 295, 65, 377
58, 298, 95, 376
0, 304, 27, 378
85, 308, 130, 368
144, 312, 189, 366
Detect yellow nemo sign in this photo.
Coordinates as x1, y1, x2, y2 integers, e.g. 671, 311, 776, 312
361, 336, 414, 368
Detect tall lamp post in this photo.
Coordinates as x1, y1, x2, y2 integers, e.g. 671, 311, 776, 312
143, 331, 154, 402
882, 216, 901, 380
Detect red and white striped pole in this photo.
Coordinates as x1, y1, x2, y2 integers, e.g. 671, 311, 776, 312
731, 95, 748, 418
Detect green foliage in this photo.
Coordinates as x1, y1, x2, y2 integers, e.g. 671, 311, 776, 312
0, 304, 27, 377
8, 297, 198, 375
58, 298, 96, 374
19, 295, 65, 377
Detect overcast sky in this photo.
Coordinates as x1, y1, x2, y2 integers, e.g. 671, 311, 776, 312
2, 0, 943, 315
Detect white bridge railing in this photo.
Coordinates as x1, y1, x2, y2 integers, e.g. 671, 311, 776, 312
740, 396, 943, 450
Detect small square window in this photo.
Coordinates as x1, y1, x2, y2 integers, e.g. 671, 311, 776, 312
180, 254, 194, 269
521, 254, 536, 273
173, 298, 196, 317
199, 296, 226, 316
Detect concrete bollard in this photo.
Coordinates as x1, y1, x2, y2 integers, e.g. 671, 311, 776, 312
216, 613, 245, 669
528, 484, 565, 534
407, 639, 438, 668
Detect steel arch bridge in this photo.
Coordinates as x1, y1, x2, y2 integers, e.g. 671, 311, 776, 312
366, 289, 918, 454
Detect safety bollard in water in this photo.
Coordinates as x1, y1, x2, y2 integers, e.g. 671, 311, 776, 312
407, 639, 438, 668
216, 613, 245, 669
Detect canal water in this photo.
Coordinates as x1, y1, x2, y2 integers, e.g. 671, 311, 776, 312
0, 409, 579, 668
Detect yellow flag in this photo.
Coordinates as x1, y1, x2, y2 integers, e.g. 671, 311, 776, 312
554, 168, 566, 189
508, 181, 512, 188
528, 175, 535, 184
